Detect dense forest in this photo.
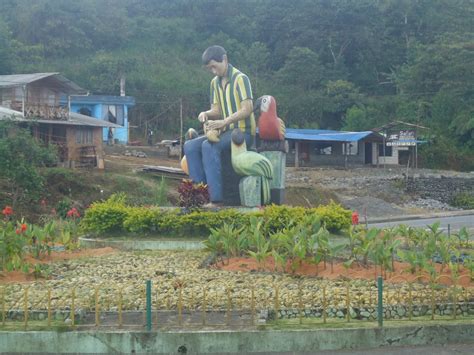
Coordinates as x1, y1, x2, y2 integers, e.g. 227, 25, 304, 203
0, 0, 473, 170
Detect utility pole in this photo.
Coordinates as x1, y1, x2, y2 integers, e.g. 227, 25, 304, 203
179, 98, 183, 159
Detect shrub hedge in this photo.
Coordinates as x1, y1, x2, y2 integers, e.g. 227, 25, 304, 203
81, 194, 351, 237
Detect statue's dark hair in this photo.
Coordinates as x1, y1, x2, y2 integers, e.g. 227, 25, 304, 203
202, 45, 227, 65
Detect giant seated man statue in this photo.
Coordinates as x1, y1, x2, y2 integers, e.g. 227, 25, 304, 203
182, 45, 286, 207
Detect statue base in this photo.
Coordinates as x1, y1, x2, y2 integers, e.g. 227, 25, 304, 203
239, 176, 262, 207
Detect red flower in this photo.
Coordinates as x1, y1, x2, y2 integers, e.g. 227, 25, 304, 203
66, 207, 80, 218
40, 199, 47, 207
351, 211, 359, 226
2, 206, 13, 216
21, 223, 27, 232
15, 229, 21, 234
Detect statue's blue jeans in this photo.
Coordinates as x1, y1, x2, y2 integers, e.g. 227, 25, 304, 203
183, 130, 253, 202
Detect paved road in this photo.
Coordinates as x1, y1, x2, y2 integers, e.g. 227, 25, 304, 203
368, 214, 474, 233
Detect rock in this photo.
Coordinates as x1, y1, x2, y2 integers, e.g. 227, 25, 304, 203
397, 306, 406, 317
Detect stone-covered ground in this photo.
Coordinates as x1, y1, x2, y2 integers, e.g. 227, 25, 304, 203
3, 251, 473, 322
286, 167, 474, 217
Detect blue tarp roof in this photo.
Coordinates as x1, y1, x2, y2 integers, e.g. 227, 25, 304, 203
283, 128, 380, 142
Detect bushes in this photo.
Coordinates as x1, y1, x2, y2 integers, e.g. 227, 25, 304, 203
82, 194, 351, 237
452, 193, 474, 210
81, 193, 129, 234
314, 201, 352, 232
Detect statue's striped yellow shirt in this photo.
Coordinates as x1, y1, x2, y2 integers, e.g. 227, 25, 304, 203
210, 64, 256, 135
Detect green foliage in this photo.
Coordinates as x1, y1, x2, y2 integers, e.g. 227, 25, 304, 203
0, 0, 472, 168
123, 206, 157, 233
81, 193, 129, 234
314, 201, 352, 232
155, 176, 169, 206
452, 192, 474, 209
80, 195, 352, 237
259, 205, 307, 235
0, 122, 57, 205
0, 218, 28, 271
0, 18, 13, 74
55, 198, 72, 219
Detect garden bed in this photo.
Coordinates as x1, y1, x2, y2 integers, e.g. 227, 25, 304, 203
0, 247, 117, 284
213, 257, 473, 287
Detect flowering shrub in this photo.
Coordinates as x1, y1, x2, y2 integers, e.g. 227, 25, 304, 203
66, 207, 81, 218
1, 206, 28, 271
2, 205, 13, 217
178, 179, 209, 209
0, 204, 82, 272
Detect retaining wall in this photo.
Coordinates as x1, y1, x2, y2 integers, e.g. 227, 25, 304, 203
1, 324, 473, 353
406, 176, 474, 205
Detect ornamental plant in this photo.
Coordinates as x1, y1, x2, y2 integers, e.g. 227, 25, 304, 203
0, 215, 28, 272
178, 179, 209, 209
2, 205, 13, 217
81, 193, 129, 234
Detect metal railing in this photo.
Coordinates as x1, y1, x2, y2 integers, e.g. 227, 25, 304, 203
1, 276, 473, 330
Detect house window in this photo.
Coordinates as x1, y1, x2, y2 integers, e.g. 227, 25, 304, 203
342, 142, 358, 155
79, 107, 92, 116
76, 128, 93, 144
378, 144, 393, 157
102, 105, 124, 126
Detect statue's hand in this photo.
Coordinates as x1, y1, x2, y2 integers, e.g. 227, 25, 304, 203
206, 119, 227, 130
198, 112, 208, 123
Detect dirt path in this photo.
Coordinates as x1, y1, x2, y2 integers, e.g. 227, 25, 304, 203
103, 148, 469, 218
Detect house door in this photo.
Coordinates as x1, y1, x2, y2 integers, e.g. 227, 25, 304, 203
364, 142, 372, 164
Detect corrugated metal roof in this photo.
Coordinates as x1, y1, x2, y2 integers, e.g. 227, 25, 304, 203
0, 105, 120, 128
68, 112, 121, 128
284, 128, 382, 142
0, 73, 85, 93
0, 106, 24, 119
67, 94, 136, 106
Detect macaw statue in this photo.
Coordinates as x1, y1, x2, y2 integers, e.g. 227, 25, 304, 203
256, 95, 285, 141
230, 128, 273, 204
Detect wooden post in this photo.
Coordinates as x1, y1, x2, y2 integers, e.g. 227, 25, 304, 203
202, 288, 207, 326
346, 282, 350, 322
95, 287, 100, 327
322, 286, 327, 324
226, 288, 232, 326
118, 289, 123, 328
298, 283, 303, 325
295, 141, 299, 168
251, 287, 255, 326
1, 287, 5, 326
179, 98, 183, 159
24, 287, 29, 330
47, 288, 52, 327
177, 287, 182, 327
71, 288, 75, 329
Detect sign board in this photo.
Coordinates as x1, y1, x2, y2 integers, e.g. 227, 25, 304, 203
386, 129, 416, 146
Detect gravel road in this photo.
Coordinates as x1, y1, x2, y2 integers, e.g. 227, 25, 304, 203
286, 167, 473, 218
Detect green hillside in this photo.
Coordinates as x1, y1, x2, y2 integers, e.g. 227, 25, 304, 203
0, 0, 473, 170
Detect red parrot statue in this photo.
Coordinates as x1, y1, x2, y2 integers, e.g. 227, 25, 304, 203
257, 95, 285, 141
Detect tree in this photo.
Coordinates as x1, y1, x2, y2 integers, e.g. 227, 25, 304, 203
276, 47, 324, 90
0, 121, 57, 206
0, 19, 13, 74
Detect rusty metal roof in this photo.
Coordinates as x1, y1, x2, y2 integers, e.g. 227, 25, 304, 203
0, 73, 85, 94
0, 105, 120, 128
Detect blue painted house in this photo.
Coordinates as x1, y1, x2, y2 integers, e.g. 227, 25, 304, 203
66, 95, 135, 144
